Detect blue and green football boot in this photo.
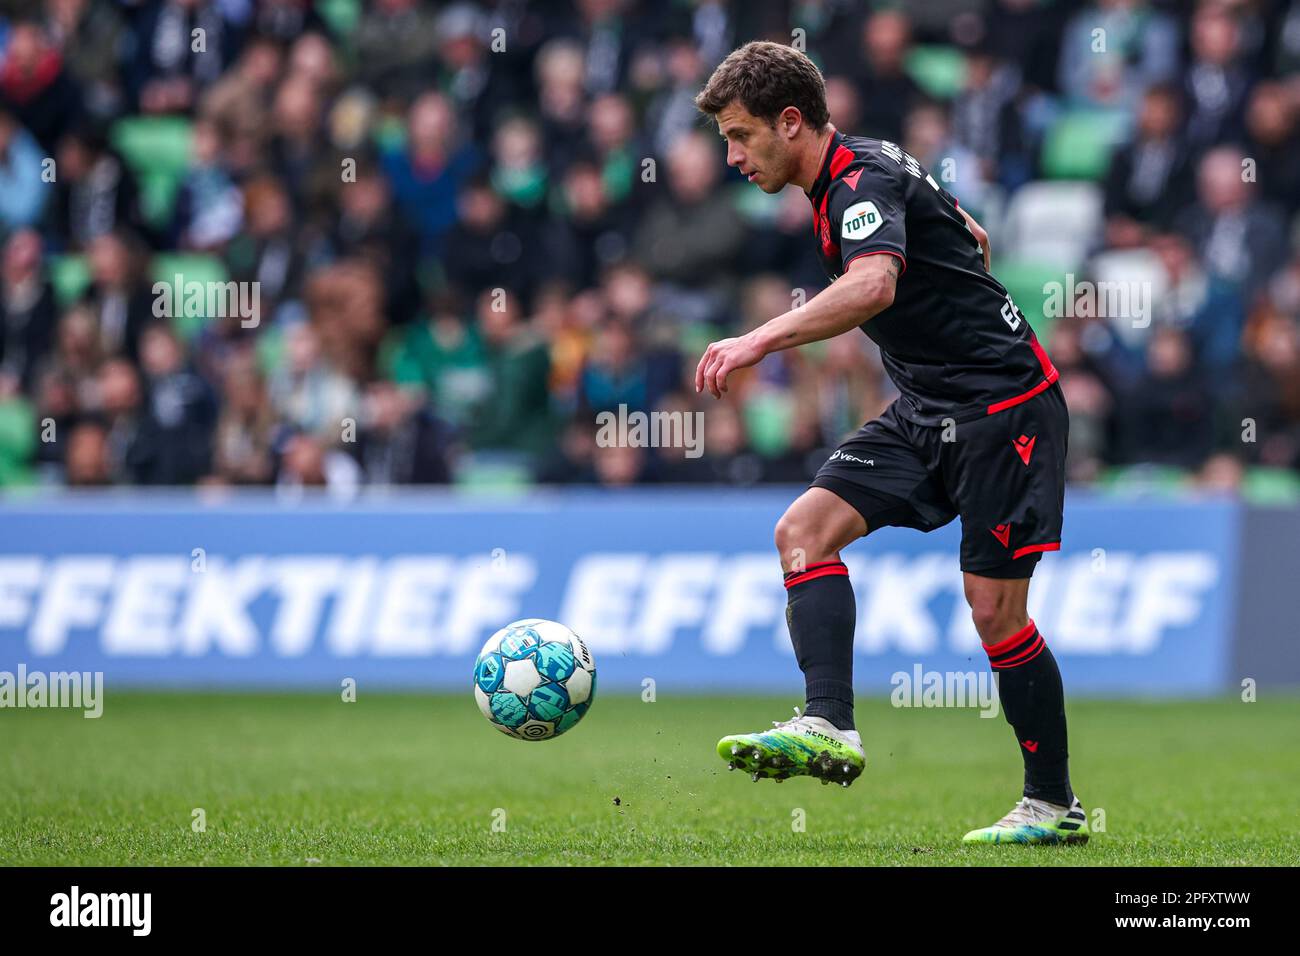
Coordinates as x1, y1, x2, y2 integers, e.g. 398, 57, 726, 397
717, 707, 866, 787
962, 796, 1090, 845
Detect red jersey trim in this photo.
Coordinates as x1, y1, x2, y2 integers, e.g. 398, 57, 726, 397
1011, 541, 1061, 560
829, 144, 855, 179
1028, 331, 1058, 379
986, 372, 1059, 415
985, 330, 1060, 416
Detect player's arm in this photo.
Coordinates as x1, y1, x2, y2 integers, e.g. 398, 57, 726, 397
956, 204, 991, 272
695, 253, 899, 398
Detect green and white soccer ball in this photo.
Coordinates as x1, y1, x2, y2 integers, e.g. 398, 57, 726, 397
473, 618, 596, 740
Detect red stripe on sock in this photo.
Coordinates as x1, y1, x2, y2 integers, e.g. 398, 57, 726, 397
991, 635, 1045, 669
783, 564, 849, 589
982, 619, 1037, 658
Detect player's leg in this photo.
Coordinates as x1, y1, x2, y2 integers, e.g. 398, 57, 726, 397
960, 570, 1086, 843
773, 486, 865, 730
716, 488, 868, 785
944, 384, 1086, 843
716, 404, 944, 786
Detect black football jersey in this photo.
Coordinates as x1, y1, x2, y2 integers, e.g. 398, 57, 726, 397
808, 131, 1059, 425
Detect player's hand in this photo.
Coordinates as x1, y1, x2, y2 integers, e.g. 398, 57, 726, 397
695, 334, 765, 399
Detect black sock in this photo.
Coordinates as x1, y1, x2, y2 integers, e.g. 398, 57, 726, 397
783, 562, 855, 732
984, 620, 1073, 807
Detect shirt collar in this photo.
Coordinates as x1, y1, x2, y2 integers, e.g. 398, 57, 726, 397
807, 128, 844, 203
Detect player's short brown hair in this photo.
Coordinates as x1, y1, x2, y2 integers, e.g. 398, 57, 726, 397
694, 41, 830, 130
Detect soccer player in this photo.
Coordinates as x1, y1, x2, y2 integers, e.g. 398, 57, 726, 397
692, 42, 1087, 845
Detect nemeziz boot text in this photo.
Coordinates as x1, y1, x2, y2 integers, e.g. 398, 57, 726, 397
717, 708, 865, 787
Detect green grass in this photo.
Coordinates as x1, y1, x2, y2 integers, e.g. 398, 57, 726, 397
3, 693, 1298, 866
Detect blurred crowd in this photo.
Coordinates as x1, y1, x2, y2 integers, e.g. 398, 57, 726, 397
1, 0, 1299, 494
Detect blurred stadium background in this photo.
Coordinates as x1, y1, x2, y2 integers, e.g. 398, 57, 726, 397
0, 0, 1298, 697
5, 0, 1300, 870
1, 0, 1299, 494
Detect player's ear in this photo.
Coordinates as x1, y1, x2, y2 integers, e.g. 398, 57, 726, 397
780, 106, 803, 140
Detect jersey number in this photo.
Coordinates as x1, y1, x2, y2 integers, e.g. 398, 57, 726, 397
1000, 294, 1022, 332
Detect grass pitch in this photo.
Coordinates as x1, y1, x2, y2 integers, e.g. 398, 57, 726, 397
2, 692, 1297, 866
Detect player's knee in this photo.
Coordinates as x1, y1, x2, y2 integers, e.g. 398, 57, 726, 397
969, 602, 1006, 640
774, 508, 829, 568
968, 592, 1024, 643
773, 510, 802, 561
972, 600, 1029, 647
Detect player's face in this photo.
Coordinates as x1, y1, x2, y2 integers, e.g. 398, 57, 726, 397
716, 102, 792, 193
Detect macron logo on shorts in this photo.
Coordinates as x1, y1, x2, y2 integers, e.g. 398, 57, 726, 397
1012, 434, 1037, 466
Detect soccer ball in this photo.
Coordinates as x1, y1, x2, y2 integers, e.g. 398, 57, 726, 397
473, 618, 596, 740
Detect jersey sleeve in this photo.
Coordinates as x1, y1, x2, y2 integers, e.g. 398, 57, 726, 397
828, 160, 907, 273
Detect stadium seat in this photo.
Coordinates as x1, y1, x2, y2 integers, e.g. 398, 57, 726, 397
1243, 467, 1300, 505
991, 258, 1071, 341
1097, 464, 1191, 497
150, 253, 231, 342
315, 0, 362, 37
0, 398, 35, 486
454, 453, 535, 491
1001, 180, 1103, 268
49, 253, 92, 306
904, 45, 967, 100
1087, 248, 1168, 348
110, 116, 194, 228
1040, 108, 1130, 181
256, 324, 286, 378
743, 391, 795, 457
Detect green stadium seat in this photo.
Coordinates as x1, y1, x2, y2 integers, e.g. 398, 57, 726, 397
110, 116, 194, 227
49, 254, 92, 307
0, 398, 36, 487
316, 0, 362, 37
1040, 109, 1130, 181
743, 391, 795, 457
150, 253, 231, 342
1097, 464, 1191, 498
733, 180, 783, 222
371, 114, 407, 154
1242, 467, 1300, 505
904, 45, 967, 100
679, 322, 717, 369
454, 454, 534, 492
256, 324, 286, 378
991, 258, 1071, 341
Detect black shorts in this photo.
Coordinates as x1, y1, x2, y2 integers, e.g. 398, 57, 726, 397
811, 383, 1068, 577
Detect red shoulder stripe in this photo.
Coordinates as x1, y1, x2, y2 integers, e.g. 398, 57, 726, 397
829, 144, 855, 180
